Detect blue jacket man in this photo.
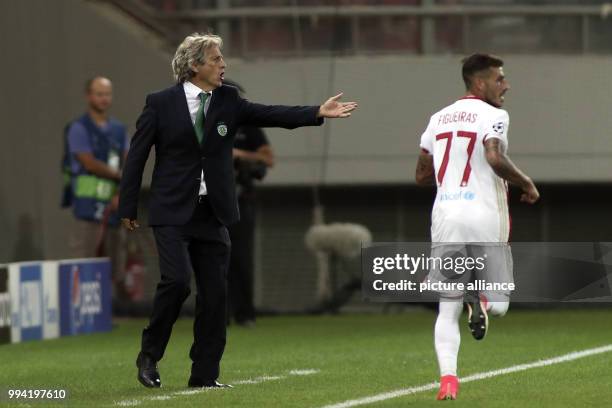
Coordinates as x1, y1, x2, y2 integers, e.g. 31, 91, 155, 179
66, 76, 128, 264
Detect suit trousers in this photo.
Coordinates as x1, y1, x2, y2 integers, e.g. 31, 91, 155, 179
228, 196, 256, 323
141, 196, 231, 381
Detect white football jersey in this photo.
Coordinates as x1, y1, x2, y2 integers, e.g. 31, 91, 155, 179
420, 96, 510, 243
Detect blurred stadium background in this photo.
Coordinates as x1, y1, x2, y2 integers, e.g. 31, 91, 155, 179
2, 1, 612, 407
2, 0, 612, 314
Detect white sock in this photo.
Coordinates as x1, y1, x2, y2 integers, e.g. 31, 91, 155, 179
487, 300, 509, 317
434, 300, 463, 377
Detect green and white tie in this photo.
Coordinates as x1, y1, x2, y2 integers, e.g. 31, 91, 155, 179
194, 92, 209, 144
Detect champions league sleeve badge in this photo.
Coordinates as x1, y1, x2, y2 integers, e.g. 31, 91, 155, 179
217, 123, 228, 137
492, 122, 505, 134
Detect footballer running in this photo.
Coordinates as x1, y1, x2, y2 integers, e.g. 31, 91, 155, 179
415, 53, 540, 400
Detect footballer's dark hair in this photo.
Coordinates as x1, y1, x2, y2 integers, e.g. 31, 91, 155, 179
461, 53, 504, 89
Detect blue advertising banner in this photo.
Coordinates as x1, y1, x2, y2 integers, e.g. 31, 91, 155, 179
58, 259, 112, 336
19, 265, 43, 341
8, 262, 60, 343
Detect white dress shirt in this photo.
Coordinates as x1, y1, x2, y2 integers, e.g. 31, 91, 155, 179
183, 81, 212, 196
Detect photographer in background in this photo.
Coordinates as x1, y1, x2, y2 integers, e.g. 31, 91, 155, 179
64, 76, 128, 286
226, 80, 275, 327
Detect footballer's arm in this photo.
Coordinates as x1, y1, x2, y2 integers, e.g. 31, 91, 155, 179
484, 138, 540, 204
415, 149, 436, 186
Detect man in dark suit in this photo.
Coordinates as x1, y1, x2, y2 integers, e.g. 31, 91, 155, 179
118, 33, 357, 389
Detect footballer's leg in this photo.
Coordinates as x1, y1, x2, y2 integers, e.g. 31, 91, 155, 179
485, 243, 513, 317
466, 292, 510, 340
435, 298, 462, 400
486, 296, 509, 316
466, 292, 489, 340
438, 375, 460, 401
468, 244, 513, 339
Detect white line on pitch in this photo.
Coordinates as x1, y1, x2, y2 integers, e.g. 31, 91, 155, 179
113, 368, 320, 406
233, 375, 284, 385
290, 369, 320, 376
319, 344, 612, 408
116, 401, 140, 407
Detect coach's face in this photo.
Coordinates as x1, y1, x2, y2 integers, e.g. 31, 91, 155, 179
483, 67, 509, 108
192, 45, 226, 91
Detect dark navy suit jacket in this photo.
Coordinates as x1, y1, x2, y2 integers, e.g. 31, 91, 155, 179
119, 83, 323, 226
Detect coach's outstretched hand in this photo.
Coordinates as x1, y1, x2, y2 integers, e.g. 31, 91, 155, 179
317, 93, 358, 118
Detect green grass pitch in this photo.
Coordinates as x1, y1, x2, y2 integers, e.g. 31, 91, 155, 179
1, 308, 611, 407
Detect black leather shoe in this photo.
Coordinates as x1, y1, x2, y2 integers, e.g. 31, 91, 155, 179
136, 352, 161, 388
188, 378, 233, 388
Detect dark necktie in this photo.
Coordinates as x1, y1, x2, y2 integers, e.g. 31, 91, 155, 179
194, 92, 209, 144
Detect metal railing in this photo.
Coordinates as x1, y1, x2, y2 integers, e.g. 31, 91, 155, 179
106, 1, 612, 57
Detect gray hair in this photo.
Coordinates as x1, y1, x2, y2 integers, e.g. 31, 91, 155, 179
172, 33, 223, 83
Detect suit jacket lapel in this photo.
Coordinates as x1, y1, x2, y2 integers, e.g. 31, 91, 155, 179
172, 83, 200, 148
202, 87, 225, 150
